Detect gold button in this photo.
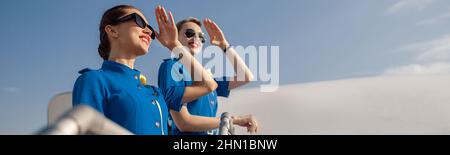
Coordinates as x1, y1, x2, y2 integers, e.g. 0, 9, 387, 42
139, 74, 147, 85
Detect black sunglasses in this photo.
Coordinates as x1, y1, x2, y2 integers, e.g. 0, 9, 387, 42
112, 13, 156, 40
185, 29, 206, 43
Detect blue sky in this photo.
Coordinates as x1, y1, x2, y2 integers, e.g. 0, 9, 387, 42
1, 0, 450, 134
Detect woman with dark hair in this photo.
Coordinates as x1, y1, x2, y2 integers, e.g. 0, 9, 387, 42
72, 5, 209, 135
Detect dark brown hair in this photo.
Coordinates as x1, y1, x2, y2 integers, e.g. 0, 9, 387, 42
98, 5, 139, 60
176, 17, 202, 32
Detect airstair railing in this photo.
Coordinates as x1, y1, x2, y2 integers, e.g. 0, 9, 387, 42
37, 104, 133, 135
219, 112, 235, 135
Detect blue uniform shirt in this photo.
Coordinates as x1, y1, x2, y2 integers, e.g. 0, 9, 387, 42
72, 60, 168, 135
158, 59, 230, 135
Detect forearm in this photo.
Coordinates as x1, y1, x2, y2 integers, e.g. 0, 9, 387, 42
170, 109, 220, 132
183, 115, 220, 132
225, 46, 254, 82
172, 46, 217, 90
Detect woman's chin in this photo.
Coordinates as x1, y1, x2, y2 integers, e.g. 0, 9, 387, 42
136, 48, 149, 56
137, 43, 150, 55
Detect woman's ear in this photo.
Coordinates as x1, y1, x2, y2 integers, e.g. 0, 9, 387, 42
105, 25, 119, 39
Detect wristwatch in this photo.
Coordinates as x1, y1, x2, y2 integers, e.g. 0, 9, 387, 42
223, 45, 231, 53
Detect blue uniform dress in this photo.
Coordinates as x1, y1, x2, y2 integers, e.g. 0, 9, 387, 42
72, 60, 168, 135
158, 58, 230, 135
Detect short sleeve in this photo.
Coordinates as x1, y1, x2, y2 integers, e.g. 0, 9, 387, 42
72, 72, 105, 113
214, 76, 230, 97
158, 61, 189, 112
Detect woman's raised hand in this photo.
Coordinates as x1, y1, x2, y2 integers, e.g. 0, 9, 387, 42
203, 18, 230, 51
155, 6, 182, 51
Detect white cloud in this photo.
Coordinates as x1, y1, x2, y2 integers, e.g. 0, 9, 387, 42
383, 62, 450, 75
416, 11, 450, 26
219, 75, 450, 134
1, 87, 22, 93
394, 35, 450, 62
385, 34, 450, 75
387, 0, 436, 14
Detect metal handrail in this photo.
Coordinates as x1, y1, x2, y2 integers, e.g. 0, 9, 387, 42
219, 112, 235, 135
39, 103, 235, 135
37, 105, 133, 135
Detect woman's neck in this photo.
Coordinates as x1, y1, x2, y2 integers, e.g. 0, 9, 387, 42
108, 47, 137, 69
109, 57, 136, 69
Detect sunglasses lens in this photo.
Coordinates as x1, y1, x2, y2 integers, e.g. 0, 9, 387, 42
199, 35, 206, 43
133, 14, 155, 40
146, 25, 156, 40
150, 33, 156, 40
185, 29, 206, 43
135, 16, 146, 29
185, 29, 196, 38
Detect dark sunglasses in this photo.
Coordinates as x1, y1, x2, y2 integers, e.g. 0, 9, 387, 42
112, 13, 156, 40
185, 29, 206, 43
